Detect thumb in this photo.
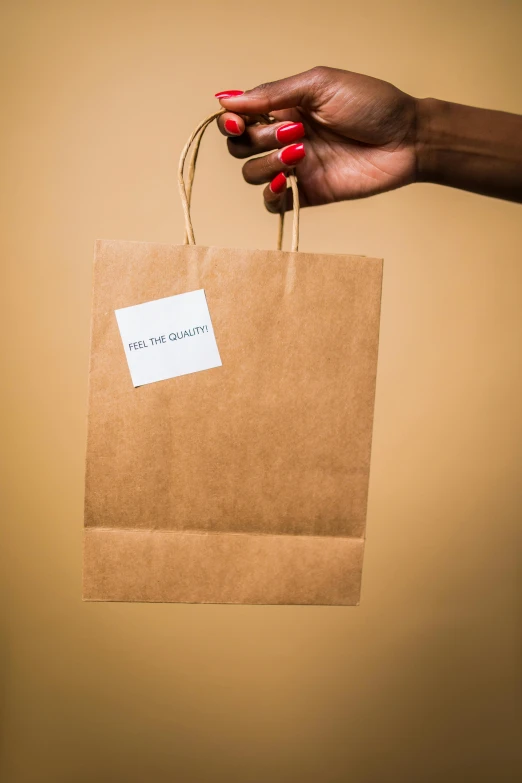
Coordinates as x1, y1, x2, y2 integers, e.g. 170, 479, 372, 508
216, 67, 329, 114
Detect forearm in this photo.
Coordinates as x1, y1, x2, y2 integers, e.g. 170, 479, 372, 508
415, 98, 522, 203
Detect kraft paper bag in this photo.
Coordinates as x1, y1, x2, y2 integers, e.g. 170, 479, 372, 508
83, 111, 383, 605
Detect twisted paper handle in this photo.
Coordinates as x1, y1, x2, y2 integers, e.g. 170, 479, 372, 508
178, 110, 300, 252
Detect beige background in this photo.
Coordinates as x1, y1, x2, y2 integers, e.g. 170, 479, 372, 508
1, 1, 522, 781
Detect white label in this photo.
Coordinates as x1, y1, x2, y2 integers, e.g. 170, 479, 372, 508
115, 289, 222, 387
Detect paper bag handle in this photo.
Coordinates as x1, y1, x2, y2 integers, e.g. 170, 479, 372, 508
178, 109, 300, 252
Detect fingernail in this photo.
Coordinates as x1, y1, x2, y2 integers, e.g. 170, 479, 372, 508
280, 143, 306, 166
215, 90, 244, 98
269, 172, 287, 194
276, 122, 305, 144
224, 118, 241, 135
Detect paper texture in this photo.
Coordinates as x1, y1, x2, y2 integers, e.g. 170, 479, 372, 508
84, 239, 383, 604
115, 289, 221, 387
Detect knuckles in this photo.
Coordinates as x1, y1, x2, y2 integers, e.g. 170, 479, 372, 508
307, 65, 335, 91
250, 82, 275, 95
309, 65, 330, 77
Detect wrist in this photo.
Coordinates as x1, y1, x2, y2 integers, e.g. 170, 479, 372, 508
414, 97, 445, 184
414, 96, 522, 201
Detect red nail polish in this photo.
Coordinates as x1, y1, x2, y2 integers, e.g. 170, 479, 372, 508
280, 143, 306, 166
269, 172, 287, 194
225, 118, 241, 135
276, 122, 305, 144
215, 90, 244, 98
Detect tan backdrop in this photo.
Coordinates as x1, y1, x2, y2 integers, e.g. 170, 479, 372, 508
1, 1, 521, 781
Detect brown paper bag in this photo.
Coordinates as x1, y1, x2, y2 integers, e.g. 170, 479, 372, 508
83, 111, 383, 605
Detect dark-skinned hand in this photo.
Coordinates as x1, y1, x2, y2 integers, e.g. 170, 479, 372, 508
215, 66, 418, 213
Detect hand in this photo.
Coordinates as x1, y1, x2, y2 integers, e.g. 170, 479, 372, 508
215, 66, 418, 213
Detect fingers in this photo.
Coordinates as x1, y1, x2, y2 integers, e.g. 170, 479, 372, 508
218, 115, 305, 158
215, 66, 332, 115
215, 86, 310, 215
264, 173, 290, 214
217, 112, 246, 137
242, 142, 306, 186
263, 179, 310, 215
216, 110, 272, 137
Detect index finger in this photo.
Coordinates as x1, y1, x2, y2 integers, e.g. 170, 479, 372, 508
217, 111, 275, 137
217, 112, 246, 137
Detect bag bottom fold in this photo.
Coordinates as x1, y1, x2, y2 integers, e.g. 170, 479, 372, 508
83, 528, 364, 605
